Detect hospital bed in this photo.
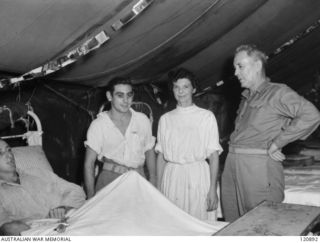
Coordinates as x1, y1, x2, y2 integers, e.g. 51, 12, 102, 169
0, 103, 52, 171
12, 142, 227, 235
284, 164, 320, 207
5, 103, 319, 235
21, 171, 227, 236
11, 141, 227, 235
0, 103, 228, 235
10, 142, 226, 236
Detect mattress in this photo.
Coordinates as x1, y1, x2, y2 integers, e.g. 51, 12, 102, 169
284, 165, 320, 207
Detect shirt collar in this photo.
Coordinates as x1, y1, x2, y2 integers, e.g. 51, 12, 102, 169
100, 108, 138, 134
241, 78, 270, 99
99, 108, 136, 121
176, 104, 197, 113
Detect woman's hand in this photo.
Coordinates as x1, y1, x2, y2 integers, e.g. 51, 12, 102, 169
206, 187, 219, 211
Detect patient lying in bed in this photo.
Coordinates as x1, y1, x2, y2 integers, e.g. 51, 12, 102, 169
0, 139, 227, 235
0, 140, 86, 235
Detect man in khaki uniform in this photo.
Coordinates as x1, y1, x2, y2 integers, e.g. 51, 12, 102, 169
221, 44, 320, 222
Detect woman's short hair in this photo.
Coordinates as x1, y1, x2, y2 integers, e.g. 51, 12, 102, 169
235, 44, 268, 70
106, 77, 133, 94
168, 68, 198, 90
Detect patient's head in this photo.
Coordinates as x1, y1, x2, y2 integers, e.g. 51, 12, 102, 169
0, 139, 16, 176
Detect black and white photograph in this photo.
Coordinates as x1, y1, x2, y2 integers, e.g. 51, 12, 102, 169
0, 0, 320, 239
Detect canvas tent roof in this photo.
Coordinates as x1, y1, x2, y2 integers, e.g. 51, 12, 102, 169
0, 0, 320, 89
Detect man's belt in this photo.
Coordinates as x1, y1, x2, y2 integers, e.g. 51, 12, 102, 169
100, 157, 143, 174
229, 146, 268, 155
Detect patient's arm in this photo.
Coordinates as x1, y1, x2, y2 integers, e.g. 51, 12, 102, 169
39, 169, 86, 209
0, 221, 30, 236
57, 179, 86, 209
84, 147, 98, 199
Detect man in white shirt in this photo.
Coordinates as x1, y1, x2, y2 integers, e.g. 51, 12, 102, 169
84, 77, 156, 199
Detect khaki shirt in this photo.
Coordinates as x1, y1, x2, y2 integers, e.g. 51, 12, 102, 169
229, 80, 320, 149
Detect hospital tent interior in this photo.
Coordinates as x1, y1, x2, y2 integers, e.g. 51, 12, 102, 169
1, 0, 320, 235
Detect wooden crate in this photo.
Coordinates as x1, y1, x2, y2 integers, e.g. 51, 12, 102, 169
214, 201, 320, 236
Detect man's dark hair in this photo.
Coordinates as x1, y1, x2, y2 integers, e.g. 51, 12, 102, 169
168, 68, 198, 91
235, 44, 269, 70
106, 77, 133, 94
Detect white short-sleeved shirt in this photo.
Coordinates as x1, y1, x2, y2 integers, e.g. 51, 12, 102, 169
155, 105, 223, 164
85, 108, 155, 168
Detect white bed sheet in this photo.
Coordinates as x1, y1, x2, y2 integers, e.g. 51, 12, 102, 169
284, 166, 320, 207
22, 171, 227, 236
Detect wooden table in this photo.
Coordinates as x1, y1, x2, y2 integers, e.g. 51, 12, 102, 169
214, 201, 320, 236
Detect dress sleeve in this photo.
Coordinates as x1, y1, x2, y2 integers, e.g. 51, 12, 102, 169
155, 116, 165, 154
272, 86, 320, 148
84, 120, 103, 155
204, 112, 223, 157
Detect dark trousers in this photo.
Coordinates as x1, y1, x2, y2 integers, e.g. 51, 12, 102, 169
95, 168, 145, 193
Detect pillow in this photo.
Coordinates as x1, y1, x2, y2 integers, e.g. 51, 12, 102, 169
12, 145, 53, 172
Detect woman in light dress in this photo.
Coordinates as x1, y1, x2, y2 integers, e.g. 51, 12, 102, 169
155, 68, 223, 221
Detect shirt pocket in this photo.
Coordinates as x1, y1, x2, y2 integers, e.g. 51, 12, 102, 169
247, 99, 268, 129
131, 132, 145, 154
